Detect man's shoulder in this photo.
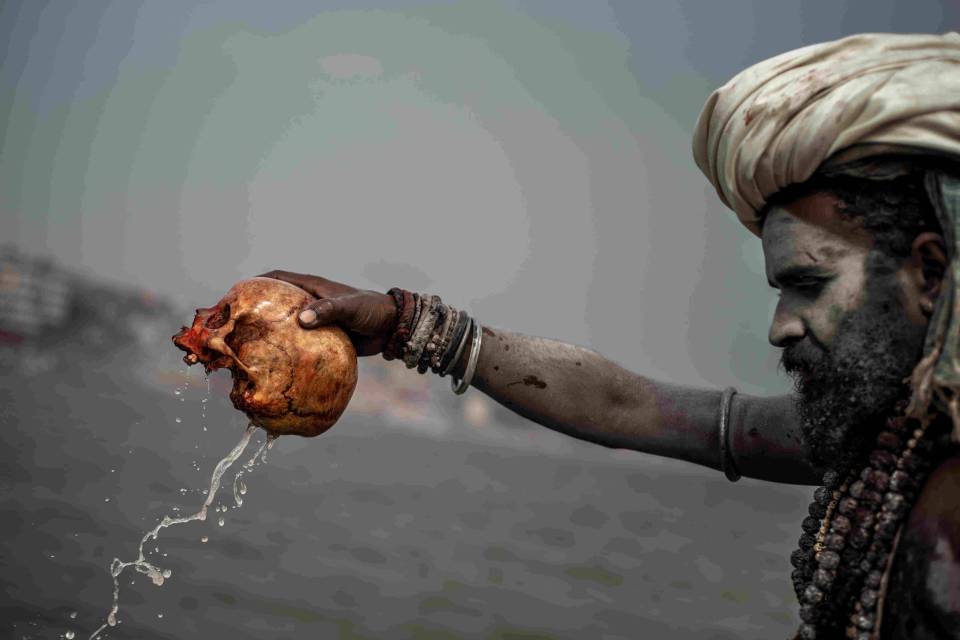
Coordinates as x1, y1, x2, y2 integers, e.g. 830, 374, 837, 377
911, 448, 960, 527
908, 448, 960, 573
885, 449, 960, 638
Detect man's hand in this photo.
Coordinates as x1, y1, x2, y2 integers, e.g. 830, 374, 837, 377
258, 270, 397, 357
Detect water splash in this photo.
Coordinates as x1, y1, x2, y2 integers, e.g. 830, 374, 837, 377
232, 433, 276, 508
88, 423, 268, 639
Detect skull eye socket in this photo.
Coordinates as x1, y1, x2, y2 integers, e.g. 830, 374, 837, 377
205, 303, 231, 330
225, 320, 265, 353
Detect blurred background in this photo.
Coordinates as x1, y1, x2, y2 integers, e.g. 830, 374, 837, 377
2, 2, 957, 638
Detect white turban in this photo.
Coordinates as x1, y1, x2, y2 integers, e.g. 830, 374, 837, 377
692, 32, 960, 236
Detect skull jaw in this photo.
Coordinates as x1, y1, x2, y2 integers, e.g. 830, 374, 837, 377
172, 305, 233, 372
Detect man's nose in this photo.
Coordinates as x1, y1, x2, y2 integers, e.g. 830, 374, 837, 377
768, 299, 805, 347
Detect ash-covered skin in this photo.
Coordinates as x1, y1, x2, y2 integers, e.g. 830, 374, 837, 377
779, 261, 925, 469
762, 192, 930, 470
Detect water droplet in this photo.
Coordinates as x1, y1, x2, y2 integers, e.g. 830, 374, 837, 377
157, 613, 164, 619
104, 497, 110, 502
201, 536, 209, 543
174, 390, 181, 396
175, 417, 182, 424
162, 569, 172, 579
202, 426, 208, 431
69, 612, 77, 619
65, 631, 75, 639
217, 516, 225, 527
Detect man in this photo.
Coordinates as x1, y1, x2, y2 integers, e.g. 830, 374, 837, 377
263, 33, 960, 639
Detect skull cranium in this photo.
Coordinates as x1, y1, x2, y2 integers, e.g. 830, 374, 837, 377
172, 277, 358, 437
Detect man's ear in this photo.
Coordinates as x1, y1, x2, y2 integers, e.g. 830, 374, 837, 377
911, 232, 948, 314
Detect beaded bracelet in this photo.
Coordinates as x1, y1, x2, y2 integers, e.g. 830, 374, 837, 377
408, 292, 423, 345
383, 288, 415, 361
404, 295, 440, 369
418, 303, 447, 374
381, 288, 480, 390
403, 294, 429, 368
428, 306, 457, 373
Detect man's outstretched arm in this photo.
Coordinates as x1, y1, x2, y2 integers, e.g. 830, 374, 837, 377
448, 326, 820, 485
262, 270, 822, 486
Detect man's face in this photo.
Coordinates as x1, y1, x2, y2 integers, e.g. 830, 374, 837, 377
761, 192, 929, 469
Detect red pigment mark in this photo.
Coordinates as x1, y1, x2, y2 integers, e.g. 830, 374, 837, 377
522, 375, 546, 389
504, 375, 546, 389
482, 327, 496, 338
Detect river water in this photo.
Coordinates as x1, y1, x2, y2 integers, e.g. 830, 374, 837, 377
1, 338, 810, 639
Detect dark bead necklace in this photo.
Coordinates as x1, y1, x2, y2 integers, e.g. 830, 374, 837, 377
791, 416, 942, 639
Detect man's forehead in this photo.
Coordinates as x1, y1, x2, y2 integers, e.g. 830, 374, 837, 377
761, 192, 872, 268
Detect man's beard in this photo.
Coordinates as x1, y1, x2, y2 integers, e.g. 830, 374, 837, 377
780, 272, 927, 471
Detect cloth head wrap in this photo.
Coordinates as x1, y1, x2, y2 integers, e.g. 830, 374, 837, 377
692, 32, 960, 440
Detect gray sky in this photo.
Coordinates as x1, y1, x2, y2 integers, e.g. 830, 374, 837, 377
2, 0, 957, 394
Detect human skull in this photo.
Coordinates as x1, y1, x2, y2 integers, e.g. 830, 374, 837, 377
172, 277, 358, 437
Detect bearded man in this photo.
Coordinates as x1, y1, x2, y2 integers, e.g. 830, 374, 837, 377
262, 32, 960, 639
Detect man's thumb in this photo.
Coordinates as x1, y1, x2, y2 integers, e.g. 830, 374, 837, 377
299, 298, 336, 328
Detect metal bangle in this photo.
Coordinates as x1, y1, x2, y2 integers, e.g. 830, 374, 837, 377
452, 319, 482, 395
440, 312, 471, 377
719, 386, 741, 482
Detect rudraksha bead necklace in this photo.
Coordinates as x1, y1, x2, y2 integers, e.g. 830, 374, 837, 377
790, 416, 942, 639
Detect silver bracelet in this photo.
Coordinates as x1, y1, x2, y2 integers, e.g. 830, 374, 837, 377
440, 313, 471, 377
719, 386, 741, 482
452, 319, 482, 395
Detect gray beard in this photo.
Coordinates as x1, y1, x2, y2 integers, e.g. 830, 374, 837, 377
779, 274, 925, 470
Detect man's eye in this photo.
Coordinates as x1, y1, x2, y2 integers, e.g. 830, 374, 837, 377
790, 279, 826, 293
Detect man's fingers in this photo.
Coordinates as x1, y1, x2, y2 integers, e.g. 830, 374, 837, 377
257, 270, 355, 298
297, 292, 390, 335
298, 298, 337, 328
299, 295, 366, 329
